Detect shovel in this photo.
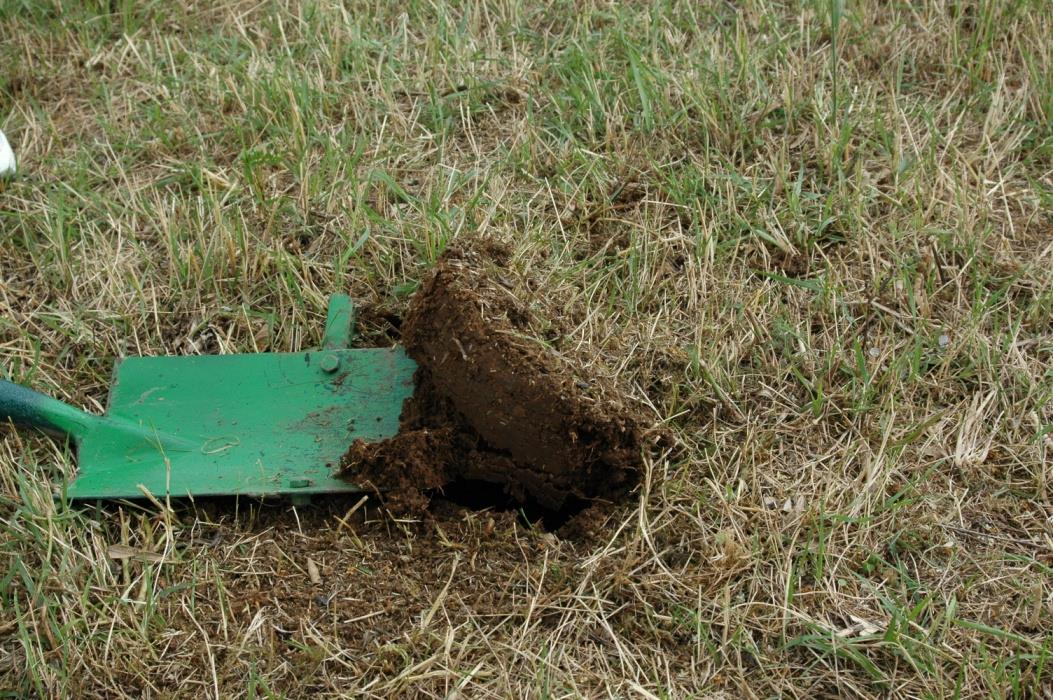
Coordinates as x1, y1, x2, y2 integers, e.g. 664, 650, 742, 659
0, 296, 415, 502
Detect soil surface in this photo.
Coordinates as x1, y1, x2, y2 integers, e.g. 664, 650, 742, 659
162, 496, 619, 697
340, 243, 651, 522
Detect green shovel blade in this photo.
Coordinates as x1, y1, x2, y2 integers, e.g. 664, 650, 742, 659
0, 296, 415, 501
66, 346, 415, 500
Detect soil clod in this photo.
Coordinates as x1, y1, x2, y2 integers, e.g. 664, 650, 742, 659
340, 243, 651, 524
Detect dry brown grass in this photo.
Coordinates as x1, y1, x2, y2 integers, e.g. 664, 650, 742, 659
2, 0, 1052, 697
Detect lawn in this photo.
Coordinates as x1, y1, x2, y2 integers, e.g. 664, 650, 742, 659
1, 0, 1051, 697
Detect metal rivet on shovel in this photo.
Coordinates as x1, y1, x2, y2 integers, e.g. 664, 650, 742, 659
320, 353, 340, 373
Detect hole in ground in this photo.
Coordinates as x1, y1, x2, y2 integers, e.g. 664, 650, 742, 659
435, 478, 589, 531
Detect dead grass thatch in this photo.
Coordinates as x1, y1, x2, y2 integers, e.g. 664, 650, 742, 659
1, 0, 1051, 697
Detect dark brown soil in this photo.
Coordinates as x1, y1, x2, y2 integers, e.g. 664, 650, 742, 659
339, 242, 651, 521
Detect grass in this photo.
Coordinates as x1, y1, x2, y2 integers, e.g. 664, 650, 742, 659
2, 0, 1052, 696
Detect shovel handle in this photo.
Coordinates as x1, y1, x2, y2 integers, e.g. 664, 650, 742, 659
0, 379, 99, 441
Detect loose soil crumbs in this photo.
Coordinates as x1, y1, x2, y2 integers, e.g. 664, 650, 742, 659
340, 243, 651, 522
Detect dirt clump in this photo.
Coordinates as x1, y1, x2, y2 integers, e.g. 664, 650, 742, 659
340, 242, 651, 519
